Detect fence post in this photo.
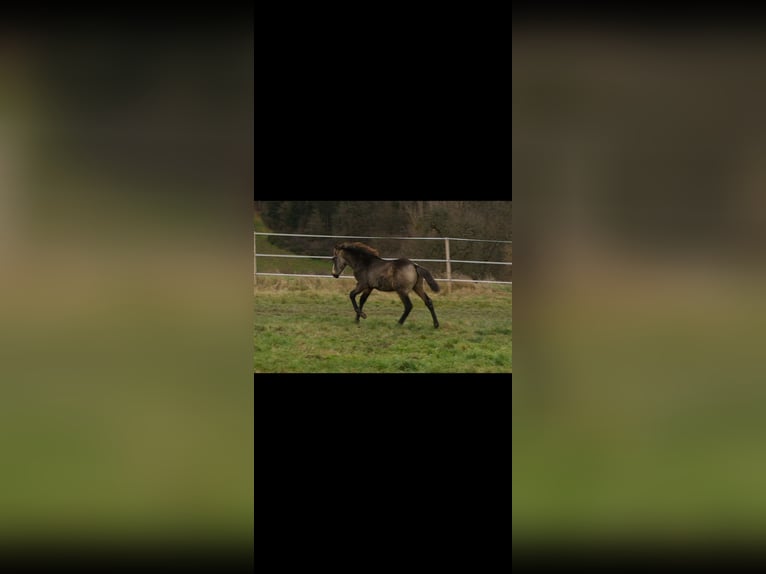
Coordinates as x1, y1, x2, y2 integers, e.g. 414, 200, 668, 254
444, 237, 451, 294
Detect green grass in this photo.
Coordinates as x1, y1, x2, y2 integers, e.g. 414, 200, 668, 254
512, 286, 766, 544
253, 277, 511, 373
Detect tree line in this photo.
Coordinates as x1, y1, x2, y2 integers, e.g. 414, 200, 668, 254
254, 201, 511, 281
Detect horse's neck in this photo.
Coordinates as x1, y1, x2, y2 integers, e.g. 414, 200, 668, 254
346, 253, 377, 269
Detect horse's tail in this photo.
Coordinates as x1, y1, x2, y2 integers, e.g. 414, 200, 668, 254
416, 264, 440, 293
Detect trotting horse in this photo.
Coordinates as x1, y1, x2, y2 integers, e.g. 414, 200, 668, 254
331, 241, 440, 328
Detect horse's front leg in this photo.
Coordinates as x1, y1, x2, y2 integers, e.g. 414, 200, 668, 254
349, 285, 367, 322
357, 288, 373, 320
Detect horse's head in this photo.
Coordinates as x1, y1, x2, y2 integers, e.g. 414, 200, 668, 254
331, 246, 347, 278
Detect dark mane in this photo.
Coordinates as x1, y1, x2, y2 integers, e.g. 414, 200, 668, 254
336, 241, 381, 258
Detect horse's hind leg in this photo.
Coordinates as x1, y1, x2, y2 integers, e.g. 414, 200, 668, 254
397, 292, 414, 325
413, 283, 439, 328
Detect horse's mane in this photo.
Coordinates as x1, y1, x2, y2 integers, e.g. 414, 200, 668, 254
336, 241, 380, 258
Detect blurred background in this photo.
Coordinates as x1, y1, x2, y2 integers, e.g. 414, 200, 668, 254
513, 19, 766, 547
0, 18, 253, 548
254, 200, 512, 282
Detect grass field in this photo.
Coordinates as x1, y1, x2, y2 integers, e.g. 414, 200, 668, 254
253, 277, 512, 373
512, 277, 766, 543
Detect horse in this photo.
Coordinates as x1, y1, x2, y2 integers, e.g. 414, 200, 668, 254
331, 241, 440, 328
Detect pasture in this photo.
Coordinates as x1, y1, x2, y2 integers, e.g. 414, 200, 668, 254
253, 277, 512, 373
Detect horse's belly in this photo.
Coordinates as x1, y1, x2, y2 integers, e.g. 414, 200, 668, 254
371, 271, 397, 291
373, 265, 416, 291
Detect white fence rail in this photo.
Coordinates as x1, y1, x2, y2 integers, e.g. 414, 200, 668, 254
254, 232, 512, 289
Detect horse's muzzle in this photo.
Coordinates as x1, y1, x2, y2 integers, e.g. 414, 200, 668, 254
332, 273, 339, 278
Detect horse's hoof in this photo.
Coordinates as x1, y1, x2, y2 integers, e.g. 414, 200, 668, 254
360, 312, 367, 319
